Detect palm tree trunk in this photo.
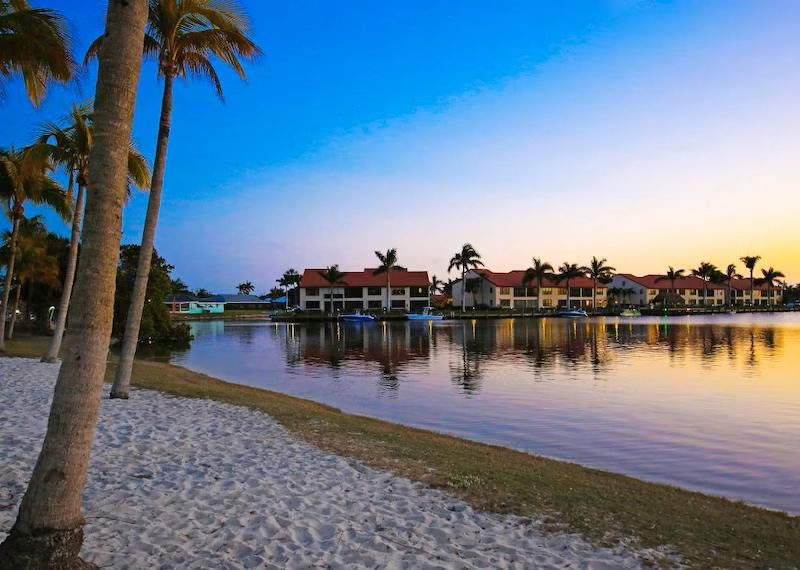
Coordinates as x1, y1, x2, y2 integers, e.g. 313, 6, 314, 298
0, 215, 21, 351
42, 181, 85, 362
0, 2, 148, 564
592, 279, 597, 313
461, 268, 466, 311
7, 280, 23, 339
749, 270, 754, 307
386, 270, 391, 311
111, 72, 175, 399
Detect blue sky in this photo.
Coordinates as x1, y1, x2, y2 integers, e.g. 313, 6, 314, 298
4, 1, 799, 293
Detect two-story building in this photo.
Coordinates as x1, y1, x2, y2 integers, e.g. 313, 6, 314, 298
451, 269, 607, 310
605, 274, 778, 306
298, 268, 430, 312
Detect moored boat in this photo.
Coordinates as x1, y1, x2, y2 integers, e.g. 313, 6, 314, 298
620, 308, 642, 317
407, 307, 444, 321
558, 308, 588, 317
340, 311, 375, 322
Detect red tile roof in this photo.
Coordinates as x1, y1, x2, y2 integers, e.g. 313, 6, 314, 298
617, 274, 775, 291
300, 268, 430, 288
616, 273, 724, 290
471, 269, 605, 289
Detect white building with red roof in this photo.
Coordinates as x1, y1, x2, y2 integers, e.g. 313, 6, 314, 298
299, 268, 430, 312
452, 269, 607, 310
607, 274, 776, 306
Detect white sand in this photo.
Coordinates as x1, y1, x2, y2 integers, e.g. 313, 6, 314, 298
0, 358, 677, 568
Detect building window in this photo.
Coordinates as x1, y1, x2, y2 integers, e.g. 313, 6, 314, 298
557, 288, 567, 295
306, 287, 319, 296
500, 299, 511, 307
391, 299, 405, 309
542, 299, 553, 307
499, 287, 510, 295
648, 289, 658, 296
409, 286, 427, 297
368, 300, 382, 309
541, 288, 552, 295
367, 287, 381, 296
344, 287, 363, 298
306, 301, 320, 309
392, 287, 405, 296
513, 287, 526, 297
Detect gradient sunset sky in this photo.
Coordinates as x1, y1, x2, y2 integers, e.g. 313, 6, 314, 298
4, 1, 799, 292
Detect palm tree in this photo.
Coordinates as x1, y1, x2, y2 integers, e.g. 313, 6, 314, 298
373, 248, 406, 311
0, 2, 149, 564
0, 145, 69, 351
718, 263, 738, 307
429, 274, 443, 296
757, 267, 785, 308
555, 262, 588, 310
236, 281, 254, 295
740, 255, 761, 307
6, 228, 60, 338
0, 0, 74, 106
691, 261, 718, 306
655, 266, 685, 308
100, 0, 262, 400
278, 268, 300, 308
587, 256, 615, 312
521, 257, 553, 312
36, 103, 151, 362
448, 243, 484, 311
318, 265, 345, 314
607, 286, 635, 307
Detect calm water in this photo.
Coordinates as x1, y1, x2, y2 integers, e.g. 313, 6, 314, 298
170, 314, 800, 514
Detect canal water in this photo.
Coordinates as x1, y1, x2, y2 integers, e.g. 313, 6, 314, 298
169, 313, 800, 514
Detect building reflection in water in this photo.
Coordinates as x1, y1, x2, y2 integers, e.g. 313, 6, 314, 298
282, 317, 786, 396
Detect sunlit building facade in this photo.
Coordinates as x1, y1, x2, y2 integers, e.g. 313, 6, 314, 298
299, 268, 430, 312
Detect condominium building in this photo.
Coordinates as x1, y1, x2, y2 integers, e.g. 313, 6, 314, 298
451, 269, 607, 310
607, 274, 778, 306
298, 268, 430, 312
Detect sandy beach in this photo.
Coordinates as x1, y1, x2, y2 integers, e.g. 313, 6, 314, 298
0, 358, 672, 568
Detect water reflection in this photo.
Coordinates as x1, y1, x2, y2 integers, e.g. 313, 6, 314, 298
274, 317, 791, 393
174, 315, 800, 513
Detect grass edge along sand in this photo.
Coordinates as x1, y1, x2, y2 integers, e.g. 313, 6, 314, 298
5, 335, 799, 568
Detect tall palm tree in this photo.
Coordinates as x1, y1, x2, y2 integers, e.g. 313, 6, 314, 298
236, 281, 254, 295
740, 255, 761, 307
655, 266, 685, 308
278, 268, 300, 308
521, 257, 553, 312
0, 1, 149, 564
0, 0, 74, 106
719, 263, 738, 307
0, 145, 69, 351
6, 228, 60, 338
318, 265, 345, 314
448, 243, 483, 311
691, 261, 718, 306
587, 256, 615, 312
555, 262, 588, 310
373, 248, 406, 311
35, 103, 151, 362
97, 0, 262, 400
757, 267, 785, 308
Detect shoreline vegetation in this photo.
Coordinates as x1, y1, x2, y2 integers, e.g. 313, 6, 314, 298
5, 335, 800, 568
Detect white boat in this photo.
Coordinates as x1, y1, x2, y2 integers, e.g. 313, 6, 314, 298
407, 307, 444, 321
340, 311, 375, 322
558, 308, 588, 317
620, 308, 641, 317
